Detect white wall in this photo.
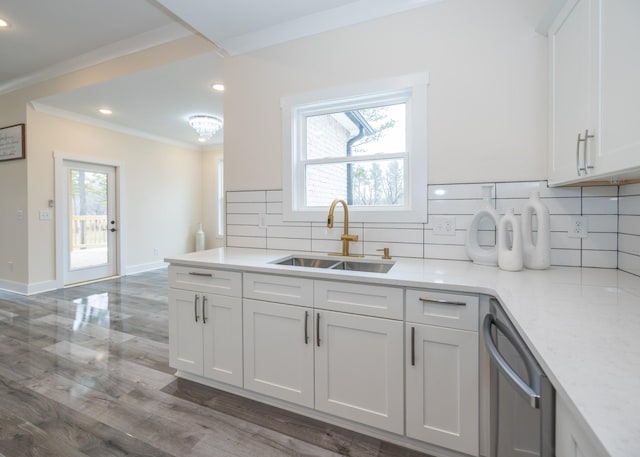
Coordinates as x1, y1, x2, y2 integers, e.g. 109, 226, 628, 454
26, 107, 204, 285
202, 145, 225, 249
224, 0, 548, 191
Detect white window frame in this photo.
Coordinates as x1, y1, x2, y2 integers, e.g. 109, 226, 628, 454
281, 73, 429, 223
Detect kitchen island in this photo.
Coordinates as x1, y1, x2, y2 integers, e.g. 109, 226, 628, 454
166, 247, 640, 457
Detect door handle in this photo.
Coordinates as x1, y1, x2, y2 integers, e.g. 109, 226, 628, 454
110, 228, 117, 232
304, 311, 309, 344
411, 326, 416, 366
194, 295, 200, 322
316, 313, 321, 347
202, 295, 207, 324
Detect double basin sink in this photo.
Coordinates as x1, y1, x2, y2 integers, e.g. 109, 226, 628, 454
273, 255, 395, 273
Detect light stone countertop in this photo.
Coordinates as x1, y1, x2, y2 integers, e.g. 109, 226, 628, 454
166, 247, 640, 457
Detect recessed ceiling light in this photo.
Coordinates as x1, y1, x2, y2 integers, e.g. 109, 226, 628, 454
211, 83, 225, 92
98, 108, 112, 115
0, 18, 8, 27
198, 137, 207, 143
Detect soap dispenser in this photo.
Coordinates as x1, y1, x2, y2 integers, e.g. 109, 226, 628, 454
465, 185, 499, 265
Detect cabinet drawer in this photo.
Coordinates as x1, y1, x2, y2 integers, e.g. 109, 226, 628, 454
169, 266, 241, 297
243, 273, 313, 306
406, 289, 478, 331
315, 281, 403, 320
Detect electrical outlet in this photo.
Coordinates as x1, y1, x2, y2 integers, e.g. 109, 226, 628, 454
258, 213, 267, 229
39, 210, 52, 221
153, 248, 159, 256
432, 216, 456, 236
16, 210, 23, 221
8, 261, 13, 272
568, 216, 588, 238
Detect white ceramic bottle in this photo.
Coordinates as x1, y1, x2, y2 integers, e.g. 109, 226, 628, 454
521, 191, 551, 269
465, 185, 500, 266
195, 223, 205, 252
497, 208, 523, 271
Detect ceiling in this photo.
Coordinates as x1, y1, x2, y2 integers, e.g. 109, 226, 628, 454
0, 0, 440, 148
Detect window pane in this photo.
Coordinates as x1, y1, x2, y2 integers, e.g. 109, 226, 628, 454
305, 103, 405, 160
305, 159, 404, 207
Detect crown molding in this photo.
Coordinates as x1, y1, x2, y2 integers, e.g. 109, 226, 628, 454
0, 23, 194, 95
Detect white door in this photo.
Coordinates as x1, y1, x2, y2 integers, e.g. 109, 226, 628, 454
169, 288, 204, 375
406, 323, 479, 456
62, 160, 118, 284
243, 299, 314, 407
315, 310, 404, 434
202, 293, 243, 386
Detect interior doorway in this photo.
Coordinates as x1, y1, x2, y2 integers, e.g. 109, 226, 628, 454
54, 156, 122, 286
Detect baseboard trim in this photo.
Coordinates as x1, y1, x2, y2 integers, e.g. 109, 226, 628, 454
125, 261, 168, 275
0, 279, 28, 295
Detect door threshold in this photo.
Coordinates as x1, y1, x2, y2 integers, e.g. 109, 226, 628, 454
64, 274, 121, 288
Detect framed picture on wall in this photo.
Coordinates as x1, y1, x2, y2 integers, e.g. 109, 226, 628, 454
0, 123, 26, 162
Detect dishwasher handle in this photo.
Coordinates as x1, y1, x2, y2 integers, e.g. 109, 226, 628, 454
483, 314, 540, 409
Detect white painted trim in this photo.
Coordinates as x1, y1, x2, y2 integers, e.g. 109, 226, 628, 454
53, 152, 127, 288
219, 0, 443, 55
26, 280, 58, 295
125, 261, 168, 275
0, 23, 194, 95
0, 280, 28, 295
31, 102, 200, 151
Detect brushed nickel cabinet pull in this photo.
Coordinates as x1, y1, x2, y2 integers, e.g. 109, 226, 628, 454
576, 132, 584, 176
411, 326, 416, 367
304, 311, 309, 344
202, 296, 207, 324
189, 272, 213, 277
194, 295, 200, 322
316, 313, 321, 347
418, 296, 466, 306
583, 128, 595, 174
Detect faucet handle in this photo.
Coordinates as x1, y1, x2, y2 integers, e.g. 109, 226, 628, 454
341, 234, 358, 241
377, 247, 392, 259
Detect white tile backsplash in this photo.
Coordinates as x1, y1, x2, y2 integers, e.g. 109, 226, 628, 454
225, 180, 640, 274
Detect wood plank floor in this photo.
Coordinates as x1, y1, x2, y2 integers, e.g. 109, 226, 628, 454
0, 269, 436, 457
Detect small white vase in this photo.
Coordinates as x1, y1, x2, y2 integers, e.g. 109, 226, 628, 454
195, 223, 205, 252
466, 185, 499, 266
498, 208, 523, 272
521, 191, 551, 269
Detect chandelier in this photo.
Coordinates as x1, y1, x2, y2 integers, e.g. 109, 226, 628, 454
188, 115, 223, 140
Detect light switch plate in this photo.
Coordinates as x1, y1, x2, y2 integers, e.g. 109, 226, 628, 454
39, 210, 52, 221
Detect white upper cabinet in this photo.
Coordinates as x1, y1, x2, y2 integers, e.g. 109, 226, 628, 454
547, 0, 640, 185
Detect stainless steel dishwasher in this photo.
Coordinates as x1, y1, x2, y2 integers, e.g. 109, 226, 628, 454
482, 299, 555, 457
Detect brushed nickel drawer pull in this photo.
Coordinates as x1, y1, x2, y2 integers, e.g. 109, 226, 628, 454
418, 296, 466, 306
411, 326, 416, 367
189, 272, 213, 277
194, 295, 200, 322
304, 311, 309, 345
202, 296, 208, 324
316, 313, 321, 347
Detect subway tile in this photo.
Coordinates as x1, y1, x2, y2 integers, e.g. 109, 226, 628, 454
266, 190, 283, 202
428, 183, 495, 200
226, 190, 266, 203
425, 228, 495, 247
582, 233, 617, 251
311, 223, 363, 241
619, 195, 640, 215
226, 225, 266, 237
365, 222, 423, 230
226, 236, 266, 249
582, 250, 618, 269
266, 202, 283, 214
618, 215, 640, 236
582, 196, 618, 215
311, 239, 363, 256
497, 197, 581, 216
550, 249, 581, 267
267, 237, 311, 252
496, 181, 579, 199
429, 199, 495, 215
226, 202, 267, 214
363, 242, 423, 259
581, 186, 618, 197
550, 232, 581, 250
618, 234, 640, 256
364, 227, 423, 244
619, 252, 640, 276
619, 183, 640, 197
425, 244, 469, 261
267, 225, 312, 239
587, 215, 618, 233
265, 214, 308, 227
227, 213, 260, 225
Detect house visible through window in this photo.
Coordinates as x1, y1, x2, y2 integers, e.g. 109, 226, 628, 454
282, 73, 429, 223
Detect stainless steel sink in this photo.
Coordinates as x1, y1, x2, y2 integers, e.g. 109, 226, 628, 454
274, 256, 341, 268
273, 255, 395, 273
332, 260, 395, 273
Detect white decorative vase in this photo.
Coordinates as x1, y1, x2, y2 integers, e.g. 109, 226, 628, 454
497, 208, 523, 272
466, 185, 499, 266
195, 223, 205, 252
521, 191, 551, 269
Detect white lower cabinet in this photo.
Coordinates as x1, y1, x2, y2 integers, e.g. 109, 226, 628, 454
169, 288, 243, 386
315, 310, 404, 434
556, 395, 605, 457
405, 289, 479, 456
243, 298, 314, 407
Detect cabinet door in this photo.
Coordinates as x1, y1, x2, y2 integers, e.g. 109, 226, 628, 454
406, 323, 479, 456
315, 311, 403, 434
549, 0, 596, 184
595, 0, 640, 176
243, 299, 314, 407
169, 289, 203, 375
202, 294, 243, 387
556, 396, 605, 457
